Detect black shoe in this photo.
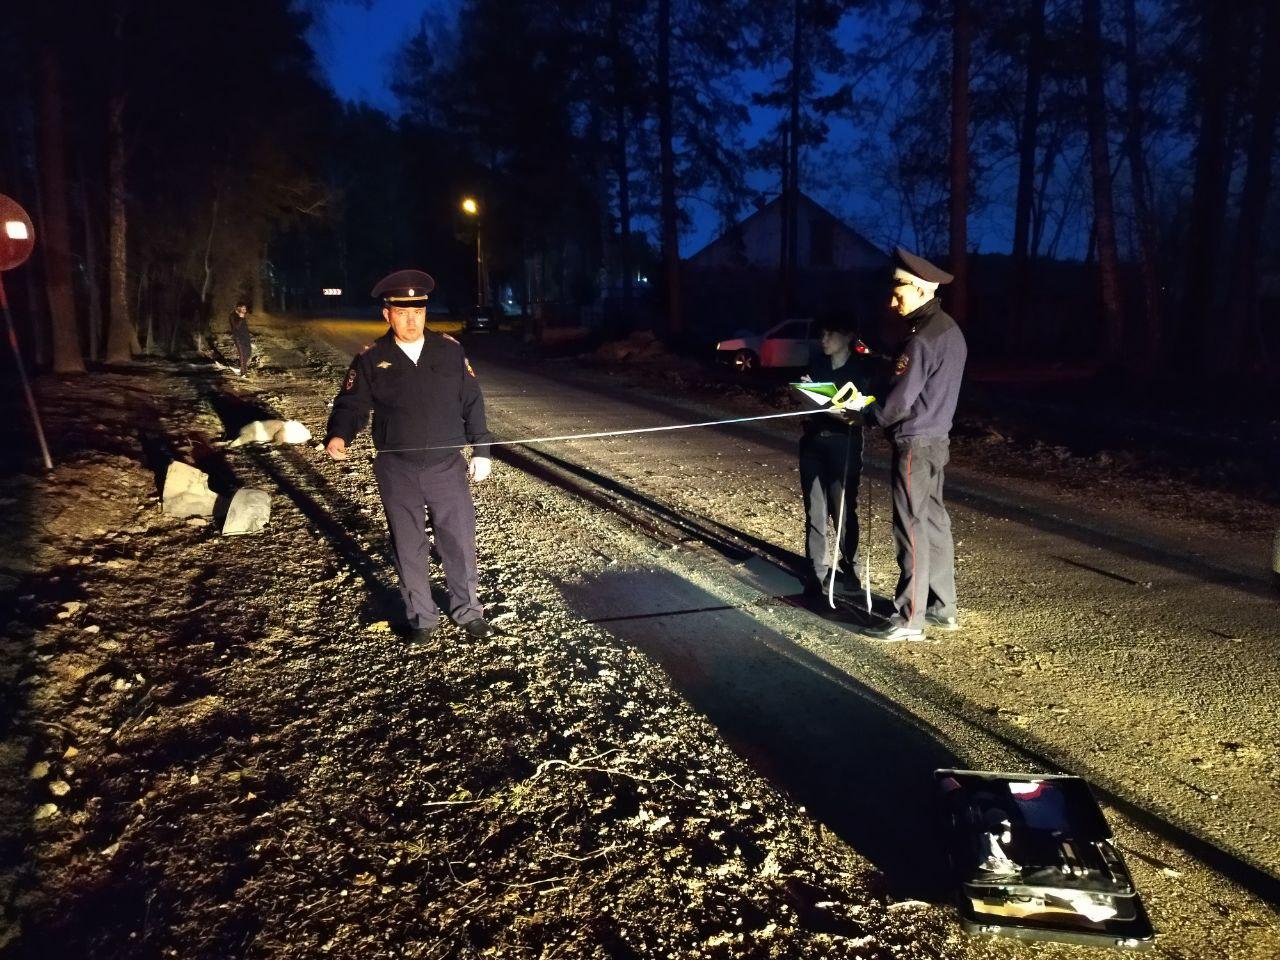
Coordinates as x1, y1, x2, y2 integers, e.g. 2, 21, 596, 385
837, 563, 865, 590
800, 576, 825, 597
463, 617, 492, 638
407, 626, 435, 645
925, 612, 960, 631
841, 574, 868, 594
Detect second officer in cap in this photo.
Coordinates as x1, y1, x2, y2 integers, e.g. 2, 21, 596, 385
862, 247, 967, 642
325, 270, 494, 642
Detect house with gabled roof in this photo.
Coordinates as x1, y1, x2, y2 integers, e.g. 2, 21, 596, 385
683, 192, 889, 339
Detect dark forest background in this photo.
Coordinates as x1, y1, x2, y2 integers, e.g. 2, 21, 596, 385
2, 0, 1277, 388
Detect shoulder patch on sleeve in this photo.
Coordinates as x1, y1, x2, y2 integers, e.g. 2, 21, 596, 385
894, 352, 911, 376
465, 358, 476, 377
343, 367, 358, 392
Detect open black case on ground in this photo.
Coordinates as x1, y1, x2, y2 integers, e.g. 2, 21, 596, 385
936, 769, 1155, 949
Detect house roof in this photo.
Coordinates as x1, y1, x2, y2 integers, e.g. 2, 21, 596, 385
685, 191, 886, 267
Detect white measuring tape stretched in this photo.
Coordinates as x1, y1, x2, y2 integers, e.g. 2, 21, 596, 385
373, 408, 832, 455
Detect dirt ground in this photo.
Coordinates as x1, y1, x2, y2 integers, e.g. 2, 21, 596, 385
1, 320, 1276, 959
1, 330, 978, 959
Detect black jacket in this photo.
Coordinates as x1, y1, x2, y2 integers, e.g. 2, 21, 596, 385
326, 330, 493, 465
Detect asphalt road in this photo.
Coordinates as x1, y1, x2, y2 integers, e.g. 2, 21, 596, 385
307, 317, 1280, 956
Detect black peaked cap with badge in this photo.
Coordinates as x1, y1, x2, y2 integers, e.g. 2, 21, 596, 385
372, 269, 436, 306
893, 245, 954, 285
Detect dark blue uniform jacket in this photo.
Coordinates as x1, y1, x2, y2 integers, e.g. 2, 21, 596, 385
326, 330, 493, 465
873, 299, 967, 440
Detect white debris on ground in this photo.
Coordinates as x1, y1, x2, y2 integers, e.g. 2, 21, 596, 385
161, 460, 219, 518
225, 418, 312, 447
222, 488, 272, 536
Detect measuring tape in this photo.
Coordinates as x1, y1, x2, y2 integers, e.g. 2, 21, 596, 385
372, 407, 841, 455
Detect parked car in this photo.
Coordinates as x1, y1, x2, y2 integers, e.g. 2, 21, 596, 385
466, 305, 498, 333
715, 318, 816, 373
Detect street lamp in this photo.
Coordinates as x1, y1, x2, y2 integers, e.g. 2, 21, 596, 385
460, 196, 485, 308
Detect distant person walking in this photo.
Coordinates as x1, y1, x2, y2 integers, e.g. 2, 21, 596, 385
862, 247, 968, 642
229, 300, 253, 377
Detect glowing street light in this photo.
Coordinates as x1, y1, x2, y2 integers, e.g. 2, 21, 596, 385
460, 196, 486, 308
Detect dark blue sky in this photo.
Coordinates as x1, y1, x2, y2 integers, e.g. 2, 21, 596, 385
309, 0, 445, 114
308, 0, 1086, 259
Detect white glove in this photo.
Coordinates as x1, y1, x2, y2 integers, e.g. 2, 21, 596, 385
468, 456, 491, 483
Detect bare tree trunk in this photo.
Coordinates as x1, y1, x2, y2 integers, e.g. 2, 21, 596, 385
1010, 0, 1045, 350
778, 126, 790, 322
948, 0, 971, 325
139, 262, 155, 354
3, 65, 50, 366
609, 0, 634, 307
198, 195, 220, 353
786, 0, 802, 310
1123, 0, 1162, 378
1182, 1, 1233, 371
252, 242, 266, 315
76, 151, 104, 362
535, 251, 548, 341
1032, 126, 1064, 258
36, 45, 85, 374
1083, 0, 1125, 365
1223, 0, 1280, 377
166, 269, 182, 357
104, 8, 133, 365
657, 0, 681, 335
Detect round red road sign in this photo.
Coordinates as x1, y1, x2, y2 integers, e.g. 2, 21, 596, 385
0, 195, 35, 271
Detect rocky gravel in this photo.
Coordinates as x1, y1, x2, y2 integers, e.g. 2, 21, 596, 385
0, 331, 977, 959
2, 319, 1276, 959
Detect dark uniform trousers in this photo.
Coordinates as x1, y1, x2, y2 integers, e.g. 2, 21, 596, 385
890, 436, 956, 628
799, 427, 864, 584
374, 451, 481, 628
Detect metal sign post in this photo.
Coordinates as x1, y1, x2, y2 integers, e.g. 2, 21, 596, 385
0, 194, 53, 471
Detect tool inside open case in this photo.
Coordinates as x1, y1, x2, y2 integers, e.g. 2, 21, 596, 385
936, 769, 1155, 949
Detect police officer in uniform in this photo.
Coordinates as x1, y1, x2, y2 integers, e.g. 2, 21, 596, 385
798, 314, 878, 596
862, 247, 968, 641
325, 270, 494, 642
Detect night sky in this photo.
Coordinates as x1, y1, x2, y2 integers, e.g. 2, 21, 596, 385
309, 0, 1064, 259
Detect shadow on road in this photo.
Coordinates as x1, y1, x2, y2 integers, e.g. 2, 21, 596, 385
559, 566, 959, 900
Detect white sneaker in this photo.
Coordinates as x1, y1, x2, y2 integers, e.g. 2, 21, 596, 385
861, 621, 925, 642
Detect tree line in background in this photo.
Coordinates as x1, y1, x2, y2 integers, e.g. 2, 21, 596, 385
2, 0, 332, 374
1, 0, 1277, 385
874, 0, 1280, 380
